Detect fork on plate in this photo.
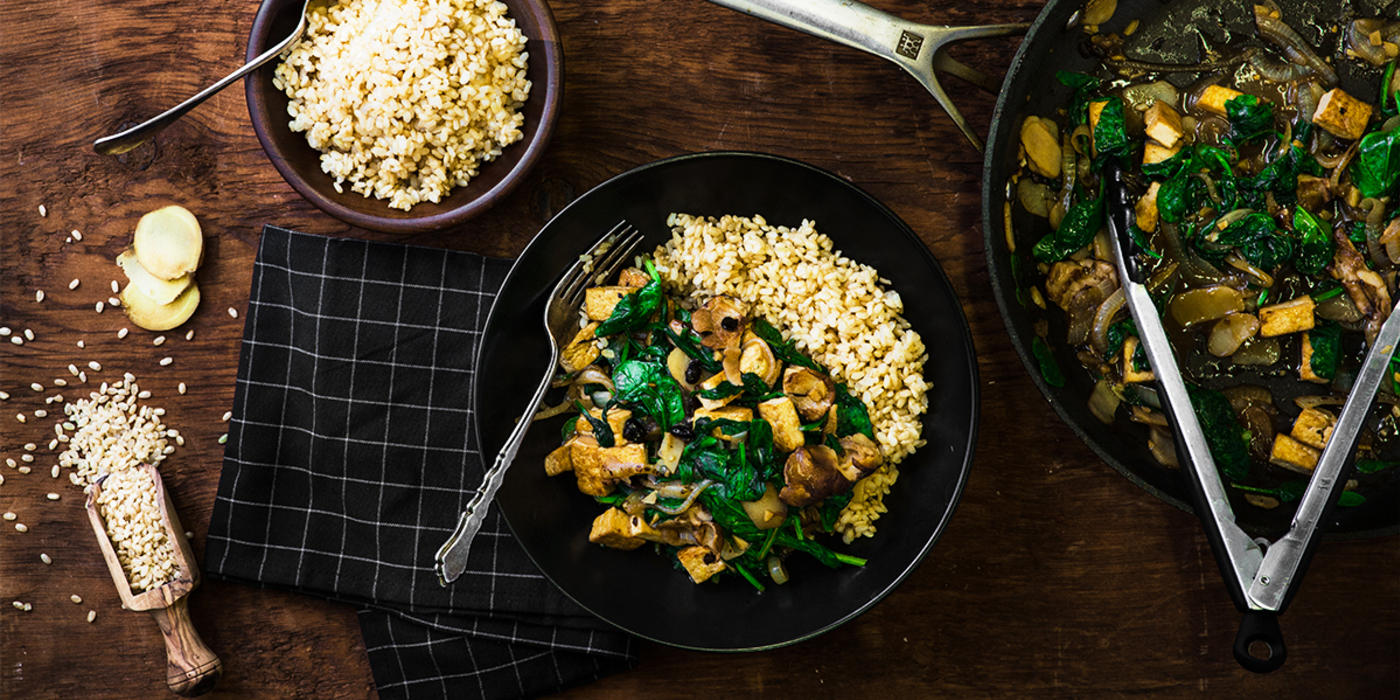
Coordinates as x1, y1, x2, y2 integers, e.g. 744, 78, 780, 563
435, 221, 644, 586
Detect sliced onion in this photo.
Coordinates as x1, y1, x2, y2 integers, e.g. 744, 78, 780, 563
1090, 288, 1126, 356
1224, 252, 1274, 288
1159, 223, 1227, 286
649, 479, 715, 516
575, 366, 616, 394
1253, 1, 1339, 86
1067, 286, 1108, 347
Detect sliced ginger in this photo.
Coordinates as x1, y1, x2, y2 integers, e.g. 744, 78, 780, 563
117, 248, 192, 306
120, 204, 206, 331
122, 280, 201, 332
132, 205, 203, 281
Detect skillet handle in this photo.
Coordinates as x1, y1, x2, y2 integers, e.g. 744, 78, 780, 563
1234, 610, 1286, 673
703, 0, 1028, 152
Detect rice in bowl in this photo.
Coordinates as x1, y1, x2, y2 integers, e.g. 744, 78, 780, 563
652, 213, 930, 542
273, 0, 531, 211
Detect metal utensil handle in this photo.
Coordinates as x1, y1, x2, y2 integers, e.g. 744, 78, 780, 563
93, 7, 307, 155
1103, 161, 1263, 605
703, 0, 1028, 152
1247, 309, 1400, 611
434, 348, 558, 586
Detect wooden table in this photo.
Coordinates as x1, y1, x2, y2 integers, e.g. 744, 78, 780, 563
3, 0, 1397, 697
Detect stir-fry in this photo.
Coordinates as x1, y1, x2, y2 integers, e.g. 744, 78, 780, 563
1009, 3, 1400, 513
540, 259, 880, 589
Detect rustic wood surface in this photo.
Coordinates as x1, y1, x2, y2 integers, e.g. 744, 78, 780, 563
2, 0, 1397, 698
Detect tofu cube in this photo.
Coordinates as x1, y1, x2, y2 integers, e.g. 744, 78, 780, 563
616, 267, 651, 288
1296, 175, 1333, 213
560, 322, 600, 373
588, 508, 660, 551
697, 371, 738, 410
1258, 296, 1316, 337
1290, 407, 1336, 450
1143, 140, 1182, 166
694, 406, 754, 441
1135, 181, 1162, 233
575, 407, 633, 443
1313, 88, 1373, 141
1144, 100, 1184, 148
758, 396, 804, 453
544, 440, 574, 477
570, 441, 650, 496
584, 286, 636, 321
1298, 332, 1330, 384
676, 545, 727, 584
1196, 85, 1245, 117
1122, 336, 1155, 383
1269, 433, 1321, 474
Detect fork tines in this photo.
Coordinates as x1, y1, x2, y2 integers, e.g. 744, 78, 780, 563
558, 222, 644, 303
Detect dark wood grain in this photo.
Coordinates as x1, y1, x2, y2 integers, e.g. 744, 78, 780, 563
2, 0, 1396, 698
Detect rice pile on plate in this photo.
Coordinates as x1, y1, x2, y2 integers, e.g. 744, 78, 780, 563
273, 0, 531, 211
652, 213, 930, 542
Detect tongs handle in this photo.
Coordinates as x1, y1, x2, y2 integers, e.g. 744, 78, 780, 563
702, 0, 1028, 152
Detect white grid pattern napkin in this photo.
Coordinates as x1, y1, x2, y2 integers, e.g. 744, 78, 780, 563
204, 226, 636, 699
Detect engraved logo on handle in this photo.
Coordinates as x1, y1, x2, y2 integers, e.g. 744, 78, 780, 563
896, 30, 924, 59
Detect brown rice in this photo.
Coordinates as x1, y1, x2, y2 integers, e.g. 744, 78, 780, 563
273, 0, 531, 211
652, 213, 930, 542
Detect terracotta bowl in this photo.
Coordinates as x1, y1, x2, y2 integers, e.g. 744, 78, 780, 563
245, 0, 562, 233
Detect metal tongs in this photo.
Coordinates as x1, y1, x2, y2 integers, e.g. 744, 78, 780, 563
1103, 159, 1400, 673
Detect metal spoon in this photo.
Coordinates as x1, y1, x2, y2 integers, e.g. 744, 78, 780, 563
93, 0, 310, 156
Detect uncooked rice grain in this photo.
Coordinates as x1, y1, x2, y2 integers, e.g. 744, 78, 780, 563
652, 213, 930, 543
95, 467, 178, 591
273, 0, 531, 211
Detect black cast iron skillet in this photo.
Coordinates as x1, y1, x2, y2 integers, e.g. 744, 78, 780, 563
982, 0, 1400, 542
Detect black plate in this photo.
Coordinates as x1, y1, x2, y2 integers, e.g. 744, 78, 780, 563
474, 152, 979, 650
982, 0, 1400, 539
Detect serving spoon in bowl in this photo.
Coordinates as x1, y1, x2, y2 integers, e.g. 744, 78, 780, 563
92, 0, 311, 156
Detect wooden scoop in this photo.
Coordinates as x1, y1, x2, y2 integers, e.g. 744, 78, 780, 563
85, 464, 222, 696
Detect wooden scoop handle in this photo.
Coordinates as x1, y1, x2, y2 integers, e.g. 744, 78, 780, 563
148, 596, 222, 697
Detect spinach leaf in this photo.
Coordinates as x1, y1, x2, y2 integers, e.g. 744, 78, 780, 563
1187, 384, 1252, 481
1031, 336, 1065, 388
818, 491, 854, 532
1032, 194, 1104, 262
695, 381, 743, 401
595, 260, 663, 337
1214, 212, 1294, 269
1241, 139, 1320, 209
573, 400, 614, 448
1142, 147, 1191, 181
1293, 206, 1334, 276
1382, 59, 1399, 120
1057, 71, 1102, 127
1355, 458, 1399, 474
1106, 319, 1137, 357
751, 317, 823, 372
561, 415, 579, 442
1160, 146, 1239, 225
1351, 128, 1400, 200
1225, 94, 1274, 143
612, 359, 686, 430
658, 325, 721, 372
834, 383, 875, 439
1308, 321, 1341, 381
1092, 97, 1130, 158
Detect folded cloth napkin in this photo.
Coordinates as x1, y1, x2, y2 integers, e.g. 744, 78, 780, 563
204, 226, 637, 700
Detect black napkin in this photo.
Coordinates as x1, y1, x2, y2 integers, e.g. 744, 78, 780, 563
203, 226, 637, 700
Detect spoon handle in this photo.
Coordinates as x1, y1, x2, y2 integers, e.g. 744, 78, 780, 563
93, 10, 307, 156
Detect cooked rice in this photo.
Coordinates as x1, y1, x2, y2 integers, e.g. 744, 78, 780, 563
652, 213, 930, 542
273, 0, 530, 211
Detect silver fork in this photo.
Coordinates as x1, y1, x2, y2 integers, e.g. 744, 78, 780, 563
435, 221, 644, 586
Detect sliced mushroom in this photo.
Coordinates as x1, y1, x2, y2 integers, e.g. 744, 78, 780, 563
783, 366, 836, 422
691, 295, 747, 349
739, 332, 780, 387
838, 433, 884, 476
779, 445, 850, 508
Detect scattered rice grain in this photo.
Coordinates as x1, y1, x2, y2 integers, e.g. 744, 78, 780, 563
35, 290, 44, 303
159, 357, 172, 367
68, 279, 80, 290
15, 523, 27, 533
40, 553, 51, 564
